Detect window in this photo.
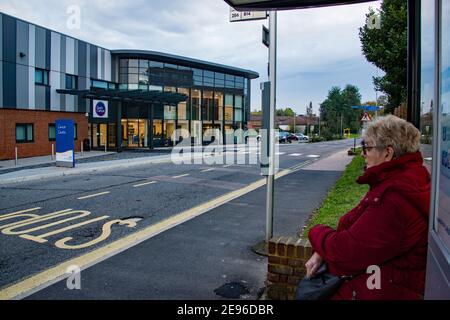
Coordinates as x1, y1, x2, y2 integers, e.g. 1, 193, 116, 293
178, 88, 189, 120
235, 95, 243, 122
139, 60, 149, 68
92, 80, 108, 89
49, 124, 56, 141
225, 95, 233, 122
65, 74, 78, 90
35, 69, 49, 86
49, 123, 77, 141
16, 124, 34, 143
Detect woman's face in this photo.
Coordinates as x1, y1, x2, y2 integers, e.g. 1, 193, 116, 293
362, 138, 393, 169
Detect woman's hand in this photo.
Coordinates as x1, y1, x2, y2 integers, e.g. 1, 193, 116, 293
305, 252, 324, 278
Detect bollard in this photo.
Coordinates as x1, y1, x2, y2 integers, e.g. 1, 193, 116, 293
15, 147, 18, 166
51, 144, 55, 161
81, 141, 84, 157
105, 143, 107, 153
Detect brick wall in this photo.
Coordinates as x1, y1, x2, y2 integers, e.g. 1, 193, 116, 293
267, 236, 313, 300
0, 109, 88, 160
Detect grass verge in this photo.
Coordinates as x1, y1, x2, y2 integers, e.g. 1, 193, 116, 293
302, 150, 369, 238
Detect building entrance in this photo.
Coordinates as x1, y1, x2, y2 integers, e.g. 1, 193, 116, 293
121, 119, 149, 148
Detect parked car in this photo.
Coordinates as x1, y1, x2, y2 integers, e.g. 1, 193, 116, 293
288, 133, 299, 142
294, 133, 310, 141
277, 131, 292, 144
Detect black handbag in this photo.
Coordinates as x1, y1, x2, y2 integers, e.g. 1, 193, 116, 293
295, 263, 345, 300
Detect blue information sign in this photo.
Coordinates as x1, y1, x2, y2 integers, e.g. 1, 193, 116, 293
351, 105, 381, 112
56, 119, 75, 168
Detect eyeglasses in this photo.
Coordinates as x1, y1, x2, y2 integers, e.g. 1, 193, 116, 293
361, 140, 381, 155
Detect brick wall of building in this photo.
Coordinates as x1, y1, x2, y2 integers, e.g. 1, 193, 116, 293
267, 236, 313, 300
0, 109, 88, 160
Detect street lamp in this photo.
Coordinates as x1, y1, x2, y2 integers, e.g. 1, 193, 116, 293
293, 111, 296, 134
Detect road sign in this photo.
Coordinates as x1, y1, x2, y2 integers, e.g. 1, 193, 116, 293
262, 25, 270, 47
230, 9, 268, 22
361, 112, 372, 122
56, 119, 75, 168
352, 105, 381, 112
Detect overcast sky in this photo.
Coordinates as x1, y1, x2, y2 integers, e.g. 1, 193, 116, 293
0, 0, 381, 115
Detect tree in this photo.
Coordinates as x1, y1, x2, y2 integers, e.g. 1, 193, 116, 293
305, 102, 314, 135
284, 107, 295, 117
320, 85, 363, 138
359, 0, 407, 114
306, 102, 313, 117
276, 108, 295, 116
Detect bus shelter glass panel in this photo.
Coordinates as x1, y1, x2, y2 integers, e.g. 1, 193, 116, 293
420, 0, 435, 154
437, 0, 450, 250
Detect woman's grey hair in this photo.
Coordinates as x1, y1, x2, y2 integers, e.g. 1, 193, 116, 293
364, 115, 421, 157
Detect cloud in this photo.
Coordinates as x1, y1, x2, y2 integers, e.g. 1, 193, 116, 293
0, 0, 381, 114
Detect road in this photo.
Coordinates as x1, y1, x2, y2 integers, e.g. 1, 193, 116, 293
0, 139, 356, 298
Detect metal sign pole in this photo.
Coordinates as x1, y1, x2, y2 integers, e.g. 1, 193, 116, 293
266, 10, 277, 244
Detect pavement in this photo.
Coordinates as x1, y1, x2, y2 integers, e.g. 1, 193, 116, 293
18, 146, 354, 300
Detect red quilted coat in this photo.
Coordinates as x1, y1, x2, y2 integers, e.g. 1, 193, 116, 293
308, 152, 431, 300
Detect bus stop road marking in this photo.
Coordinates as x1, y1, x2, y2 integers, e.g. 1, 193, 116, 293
77, 192, 110, 200
0, 159, 313, 300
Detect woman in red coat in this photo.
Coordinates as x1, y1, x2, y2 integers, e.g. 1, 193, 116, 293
306, 115, 431, 300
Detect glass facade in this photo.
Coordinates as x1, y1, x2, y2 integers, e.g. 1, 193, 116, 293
115, 58, 252, 146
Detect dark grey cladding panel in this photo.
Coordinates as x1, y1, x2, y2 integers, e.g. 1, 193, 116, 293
60, 69, 66, 111
0, 14, 2, 107
35, 85, 46, 110
16, 64, 29, 108
45, 85, 50, 111
0, 62, 2, 108
2, 61, 16, 108
0, 14, 3, 62
45, 30, 51, 70
35, 26, 47, 69
78, 41, 87, 77
16, 20, 29, 66
75, 76, 88, 113
90, 44, 97, 79
2, 15, 16, 64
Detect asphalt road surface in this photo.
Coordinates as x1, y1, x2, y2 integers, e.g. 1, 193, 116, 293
0, 139, 356, 296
